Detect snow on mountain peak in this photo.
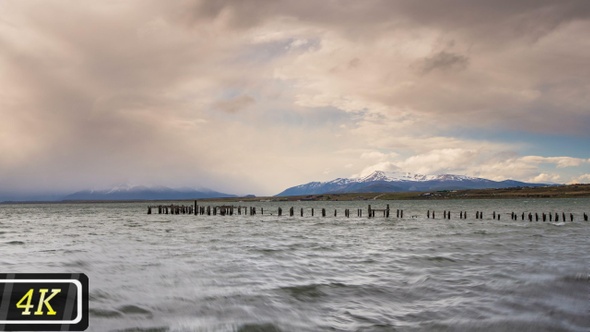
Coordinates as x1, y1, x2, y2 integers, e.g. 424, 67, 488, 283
354, 170, 482, 183
356, 170, 425, 182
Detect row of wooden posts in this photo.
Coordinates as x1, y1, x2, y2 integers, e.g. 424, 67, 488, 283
147, 201, 589, 222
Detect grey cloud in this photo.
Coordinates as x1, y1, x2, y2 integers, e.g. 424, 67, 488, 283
179, 0, 280, 29
180, 0, 590, 43
418, 51, 469, 75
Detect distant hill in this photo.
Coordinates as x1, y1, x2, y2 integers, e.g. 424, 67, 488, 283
63, 185, 236, 201
276, 171, 548, 196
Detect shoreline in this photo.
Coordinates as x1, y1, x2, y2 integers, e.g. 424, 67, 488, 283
2, 184, 590, 204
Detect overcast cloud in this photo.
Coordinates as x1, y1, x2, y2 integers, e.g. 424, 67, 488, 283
1, 0, 589, 198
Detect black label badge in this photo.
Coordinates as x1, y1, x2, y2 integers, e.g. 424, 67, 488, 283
0, 273, 88, 331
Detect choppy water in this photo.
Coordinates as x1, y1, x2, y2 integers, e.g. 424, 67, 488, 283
1, 198, 589, 331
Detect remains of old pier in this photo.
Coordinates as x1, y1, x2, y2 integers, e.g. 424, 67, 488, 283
146, 201, 588, 222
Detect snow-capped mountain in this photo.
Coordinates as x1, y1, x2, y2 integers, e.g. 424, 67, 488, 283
63, 185, 236, 201
276, 170, 546, 196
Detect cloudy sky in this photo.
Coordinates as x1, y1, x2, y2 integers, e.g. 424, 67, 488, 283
1, 1, 590, 198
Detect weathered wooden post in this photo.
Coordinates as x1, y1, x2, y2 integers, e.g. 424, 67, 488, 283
555, 212, 559, 222
278, 207, 282, 216
570, 213, 573, 222
368, 205, 372, 219
322, 208, 326, 217
301, 208, 303, 217
386, 204, 390, 218
311, 208, 314, 216
290, 207, 294, 217
584, 213, 588, 221
147, 206, 152, 214
334, 209, 337, 217
427, 210, 430, 219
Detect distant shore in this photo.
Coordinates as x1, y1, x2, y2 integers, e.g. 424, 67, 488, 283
203, 183, 590, 202
2, 184, 590, 204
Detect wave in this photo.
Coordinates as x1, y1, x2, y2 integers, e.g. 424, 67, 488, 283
236, 323, 283, 332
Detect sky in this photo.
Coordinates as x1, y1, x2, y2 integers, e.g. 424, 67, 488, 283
1, 0, 590, 199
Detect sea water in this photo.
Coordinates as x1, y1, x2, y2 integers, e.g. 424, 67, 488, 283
1, 198, 589, 331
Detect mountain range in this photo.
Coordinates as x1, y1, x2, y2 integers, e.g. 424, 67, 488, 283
276, 171, 547, 196
62, 185, 235, 201
1, 171, 549, 202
